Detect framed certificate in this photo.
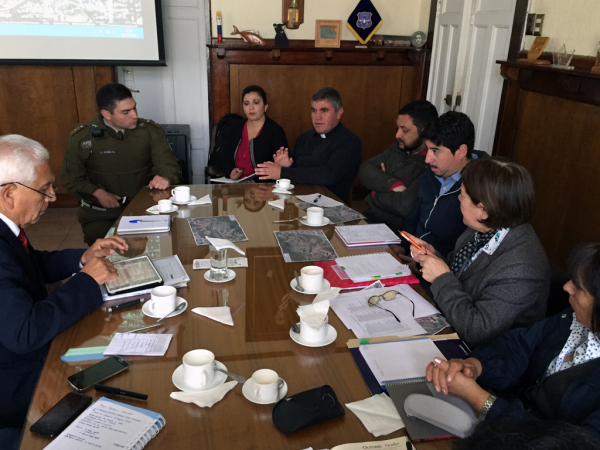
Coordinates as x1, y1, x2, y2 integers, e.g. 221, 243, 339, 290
105, 255, 163, 296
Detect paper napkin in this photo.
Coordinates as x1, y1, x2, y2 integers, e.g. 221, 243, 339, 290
171, 381, 237, 408
313, 287, 341, 303
297, 300, 330, 329
346, 393, 404, 437
187, 194, 212, 206
206, 237, 245, 255
268, 199, 285, 210
192, 306, 234, 326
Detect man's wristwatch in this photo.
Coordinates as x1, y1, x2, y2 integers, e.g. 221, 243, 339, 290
479, 394, 497, 418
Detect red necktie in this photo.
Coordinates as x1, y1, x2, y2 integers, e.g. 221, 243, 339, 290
18, 228, 28, 253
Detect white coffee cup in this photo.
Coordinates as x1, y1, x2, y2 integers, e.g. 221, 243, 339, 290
149, 285, 177, 316
306, 207, 324, 225
300, 315, 329, 343
300, 265, 324, 292
171, 186, 191, 202
158, 199, 173, 211
251, 369, 279, 399
276, 179, 291, 190
182, 349, 215, 389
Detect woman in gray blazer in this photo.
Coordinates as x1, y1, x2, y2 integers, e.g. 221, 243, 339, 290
407, 157, 550, 348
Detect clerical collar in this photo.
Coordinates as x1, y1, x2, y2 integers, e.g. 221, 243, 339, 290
315, 122, 342, 139
103, 118, 126, 134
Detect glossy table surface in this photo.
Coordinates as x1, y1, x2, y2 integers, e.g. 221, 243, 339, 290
20, 183, 454, 450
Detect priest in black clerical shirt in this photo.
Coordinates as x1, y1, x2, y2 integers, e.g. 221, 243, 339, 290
255, 87, 362, 203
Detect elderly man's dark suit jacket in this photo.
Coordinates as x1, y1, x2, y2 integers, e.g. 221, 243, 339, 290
0, 220, 102, 429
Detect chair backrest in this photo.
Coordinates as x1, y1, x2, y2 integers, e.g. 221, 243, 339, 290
205, 113, 244, 182
546, 262, 571, 317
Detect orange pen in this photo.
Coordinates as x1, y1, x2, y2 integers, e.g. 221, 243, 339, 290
400, 231, 427, 255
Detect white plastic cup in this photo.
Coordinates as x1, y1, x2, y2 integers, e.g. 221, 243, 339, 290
182, 349, 215, 389
300, 265, 324, 292
171, 186, 191, 202
306, 207, 324, 225
251, 369, 279, 399
158, 199, 173, 211
276, 179, 291, 189
300, 315, 329, 343
149, 286, 177, 316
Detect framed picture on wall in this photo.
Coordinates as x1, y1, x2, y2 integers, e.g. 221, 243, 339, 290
315, 20, 341, 48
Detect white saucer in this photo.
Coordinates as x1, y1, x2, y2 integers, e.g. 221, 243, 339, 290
290, 278, 331, 294
275, 184, 294, 190
299, 216, 331, 227
146, 205, 179, 214
172, 360, 228, 393
142, 297, 187, 319
272, 188, 292, 195
242, 378, 288, 405
290, 324, 337, 347
204, 269, 236, 283
169, 195, 198, 205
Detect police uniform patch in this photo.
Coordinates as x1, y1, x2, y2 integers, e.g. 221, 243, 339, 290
81, 140, 92, 149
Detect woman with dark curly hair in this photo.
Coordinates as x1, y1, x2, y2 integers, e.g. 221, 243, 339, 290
427, 242, 600, 441
406, 157, 550, 347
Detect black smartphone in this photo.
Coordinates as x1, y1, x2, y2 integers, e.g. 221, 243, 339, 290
67, 356, 130, 392
30, 392, 92, 437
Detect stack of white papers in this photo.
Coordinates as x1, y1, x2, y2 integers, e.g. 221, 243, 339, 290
117, 215, 170, 235
296, 193, 343, 207
335, 253, 410, 282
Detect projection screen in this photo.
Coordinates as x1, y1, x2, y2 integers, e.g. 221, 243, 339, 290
0, 0, 165, 65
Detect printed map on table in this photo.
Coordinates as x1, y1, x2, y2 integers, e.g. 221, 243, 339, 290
187, 215, 249, 246
274, 229, 338, 263
295, 202, 366, 224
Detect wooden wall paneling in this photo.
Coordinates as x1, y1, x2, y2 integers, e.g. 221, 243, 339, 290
511, 92, 600, 266
229, 65, 240, 112
399, 65, 414, 110
0, 66, 79, 195
493, 65, 522, 157
209, 50, 231, 128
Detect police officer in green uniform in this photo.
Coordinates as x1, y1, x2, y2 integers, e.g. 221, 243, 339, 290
61, 83, 180, 246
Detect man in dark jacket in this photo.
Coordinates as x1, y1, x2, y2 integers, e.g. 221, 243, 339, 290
0, 135, 125, 449
255, 87, 362, 203
359, 100, 438, 230
402, 112, 486, 257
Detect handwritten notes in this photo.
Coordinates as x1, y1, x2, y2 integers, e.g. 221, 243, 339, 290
104, 333, 173, 357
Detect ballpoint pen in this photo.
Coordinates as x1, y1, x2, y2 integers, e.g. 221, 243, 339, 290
129, 220, 155, 223
313, 194, 322, 203
400, 231, 428, 255
107, 298, 144, 313
94, 384, 148, 400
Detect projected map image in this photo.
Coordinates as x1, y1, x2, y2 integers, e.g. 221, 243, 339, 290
0, 0, 144, 38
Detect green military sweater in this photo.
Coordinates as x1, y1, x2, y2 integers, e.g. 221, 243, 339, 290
61, 113, 180, 201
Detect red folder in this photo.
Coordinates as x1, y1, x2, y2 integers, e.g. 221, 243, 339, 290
314, 260, 419, 289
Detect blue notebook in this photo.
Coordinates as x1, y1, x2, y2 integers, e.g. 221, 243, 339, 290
46, 397, 165, 449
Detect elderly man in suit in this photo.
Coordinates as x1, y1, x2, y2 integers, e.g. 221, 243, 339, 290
0, 135, 127, 449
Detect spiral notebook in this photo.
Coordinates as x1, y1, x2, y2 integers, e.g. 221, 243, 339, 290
46, 397, 165, 449
358, 338, 476, 442
335, 252, 411, 282
335, 223, 402, 247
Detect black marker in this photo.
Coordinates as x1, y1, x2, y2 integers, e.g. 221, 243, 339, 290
94, 384, 148, 400
107, 298, 144, 313
313, 194, 322, 203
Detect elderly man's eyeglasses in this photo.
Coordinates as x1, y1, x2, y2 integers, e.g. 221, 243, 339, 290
367, 290, 415, 323
0, 182, 56, 199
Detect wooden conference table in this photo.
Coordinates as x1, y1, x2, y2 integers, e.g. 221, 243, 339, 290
21, 183, 454, 450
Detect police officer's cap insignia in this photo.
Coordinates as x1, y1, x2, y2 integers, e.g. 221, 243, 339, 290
81, 140, 92, 149
357, 12, 372, 29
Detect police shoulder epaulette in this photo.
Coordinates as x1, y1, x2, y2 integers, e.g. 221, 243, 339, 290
70, 123, 89, 137
141, 118, 162, 130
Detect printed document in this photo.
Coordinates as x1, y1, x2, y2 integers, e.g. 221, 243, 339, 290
296, 193, 343, 207
104, 333, 173, 356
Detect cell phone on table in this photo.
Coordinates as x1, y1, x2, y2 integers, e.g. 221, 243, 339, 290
67, 356, 130, 392
30, 392, 92, 437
